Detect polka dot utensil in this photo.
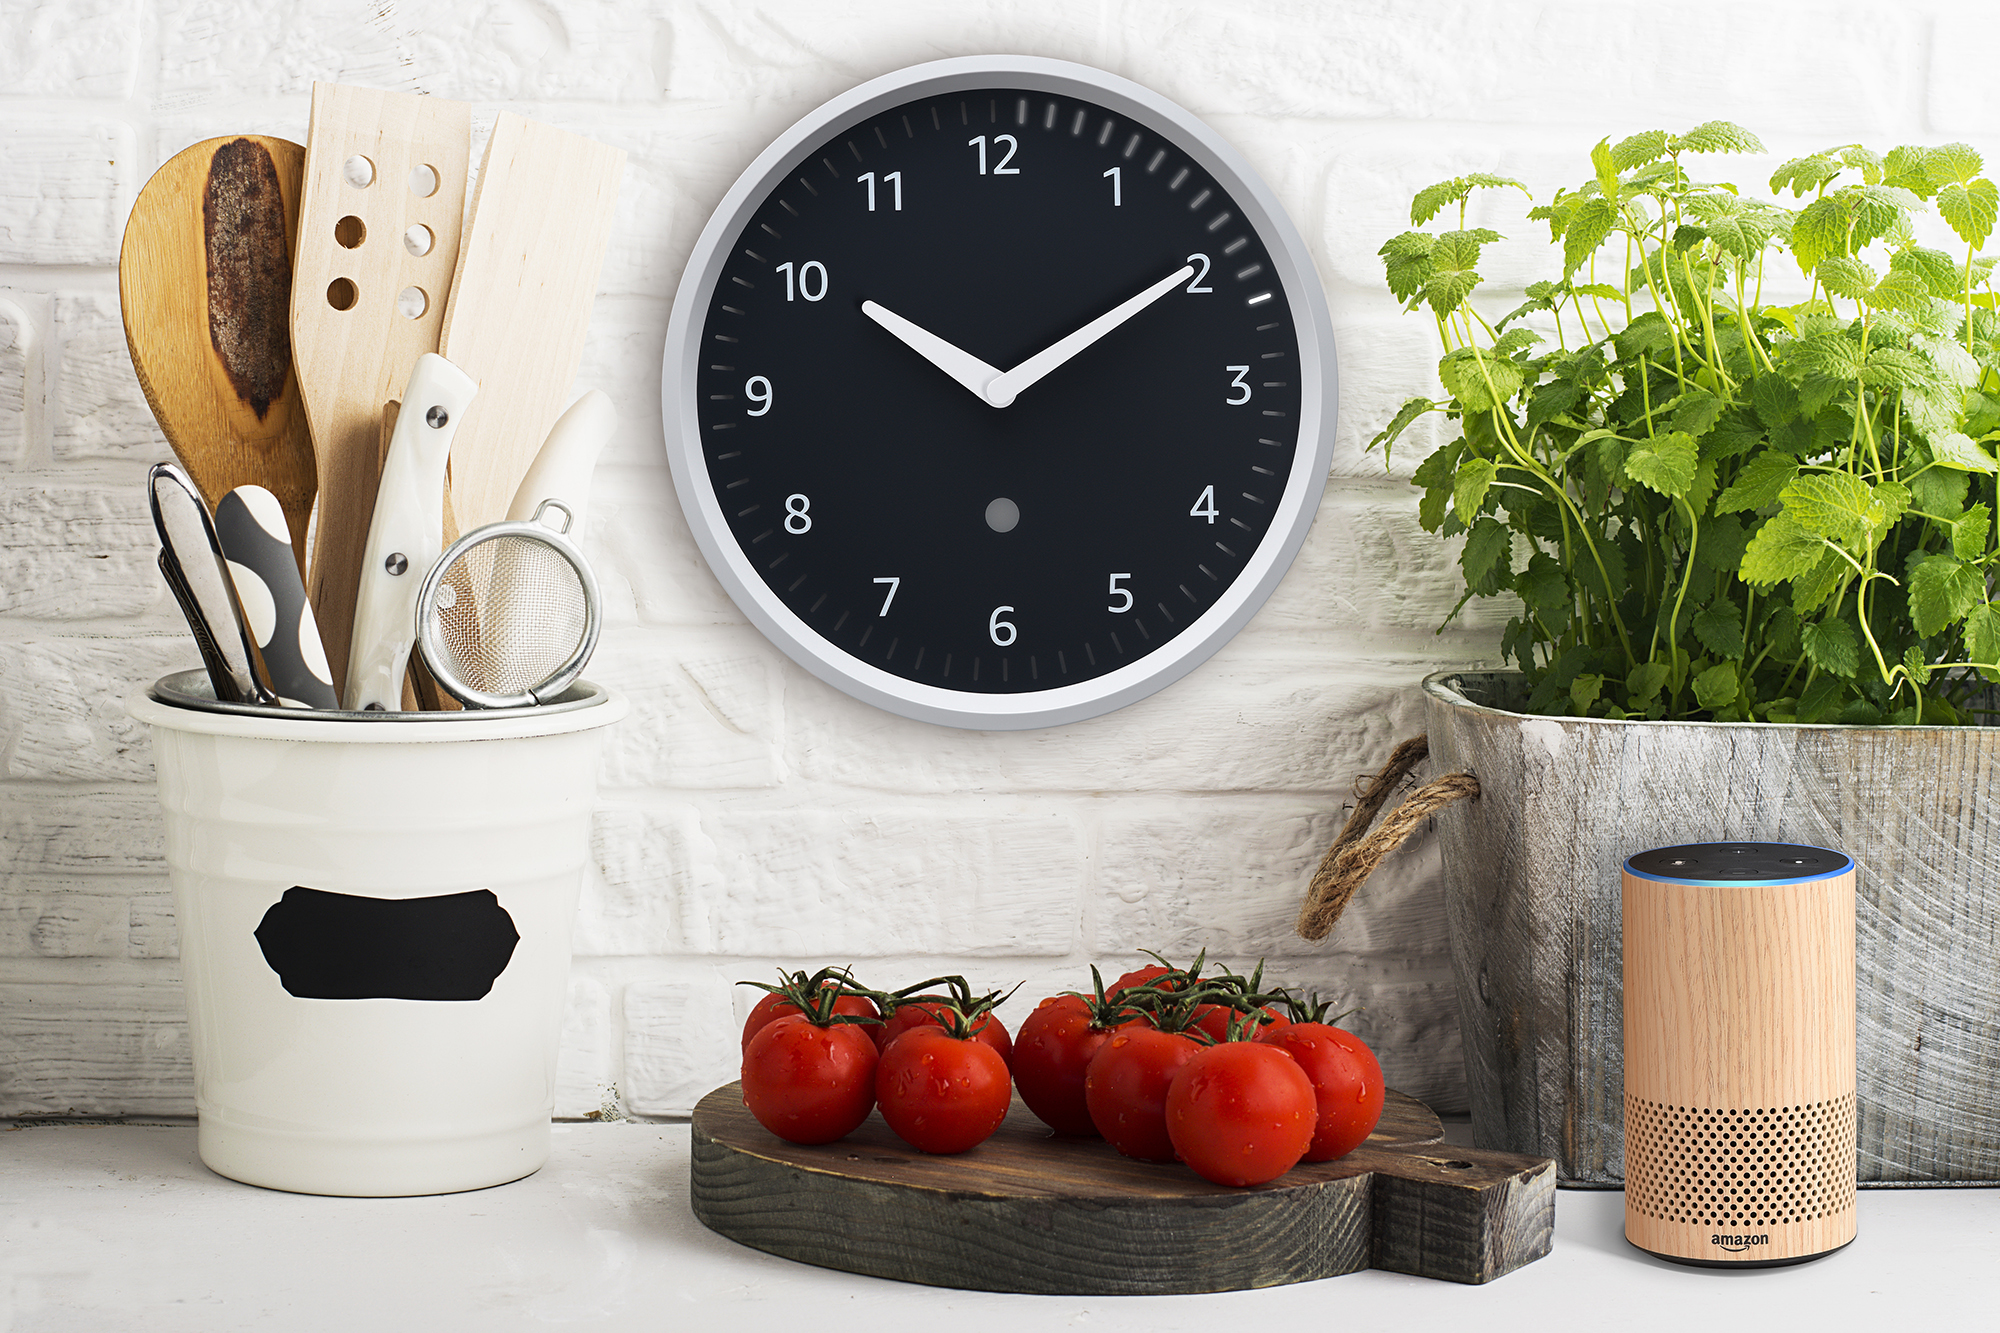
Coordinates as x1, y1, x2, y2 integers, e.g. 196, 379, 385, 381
213, 485, 338, 709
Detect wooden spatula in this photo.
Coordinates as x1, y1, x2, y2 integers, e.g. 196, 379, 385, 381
291, 82, 470, 701
120, 136, 316, 568
439, 113, 625, 538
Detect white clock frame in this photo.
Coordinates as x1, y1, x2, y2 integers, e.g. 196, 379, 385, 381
662, 55, 1338, 730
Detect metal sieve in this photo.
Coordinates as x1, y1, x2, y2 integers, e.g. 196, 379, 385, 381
415, 500, 603, 709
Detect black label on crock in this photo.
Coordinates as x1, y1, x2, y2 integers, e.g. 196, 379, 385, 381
254, 886, 519, 1001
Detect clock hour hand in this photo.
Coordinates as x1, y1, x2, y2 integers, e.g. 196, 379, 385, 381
861, 300, 1004, 403
984, 263, 1197, 409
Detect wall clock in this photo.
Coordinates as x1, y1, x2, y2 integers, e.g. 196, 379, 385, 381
663, 56, 1337, 729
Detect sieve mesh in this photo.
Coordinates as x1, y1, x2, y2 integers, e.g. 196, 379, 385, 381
427, 532, 588, 697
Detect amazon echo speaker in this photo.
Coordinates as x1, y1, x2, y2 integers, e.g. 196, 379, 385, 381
1622, 842, 1857, 1267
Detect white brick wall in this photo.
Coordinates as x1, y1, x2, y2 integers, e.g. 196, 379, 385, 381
2, 0, 1984, 1121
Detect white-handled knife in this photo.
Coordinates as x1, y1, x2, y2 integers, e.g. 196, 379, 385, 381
344, 353, 480, 711
507, 390, 617, 535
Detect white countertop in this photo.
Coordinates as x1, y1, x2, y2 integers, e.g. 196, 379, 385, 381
2, 1120, 1992, 1331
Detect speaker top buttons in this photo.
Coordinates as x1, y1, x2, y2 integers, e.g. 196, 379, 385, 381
1626, 842, 1853, 884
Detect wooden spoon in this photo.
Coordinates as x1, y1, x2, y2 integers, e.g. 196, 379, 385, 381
120, 136, 316, 569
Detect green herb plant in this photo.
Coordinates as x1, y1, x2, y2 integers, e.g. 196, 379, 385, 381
1372, 123, 2000, 723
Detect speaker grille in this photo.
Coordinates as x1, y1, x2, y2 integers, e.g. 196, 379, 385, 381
1626, 1094, 1856, 1229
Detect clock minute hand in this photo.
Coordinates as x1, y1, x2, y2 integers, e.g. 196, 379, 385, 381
984, 264, 1197, 409
861, 300, 1004, 403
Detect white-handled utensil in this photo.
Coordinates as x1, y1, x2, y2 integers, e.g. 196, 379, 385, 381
344, 353, 478, 710
507, 390, 616, 534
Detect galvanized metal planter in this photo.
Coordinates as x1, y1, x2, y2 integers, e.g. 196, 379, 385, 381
1424, 670, 2000, 1187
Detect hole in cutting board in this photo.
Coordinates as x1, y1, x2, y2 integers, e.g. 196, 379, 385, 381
334, 215, 366, 248
408, 164, 439, 197
341, 155, 375, 189
396, 286, 429, 319
326, 277, 358, 311
403, 223, 434, 257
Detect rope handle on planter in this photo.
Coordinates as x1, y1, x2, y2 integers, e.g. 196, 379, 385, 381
1295, 735, 1481, 942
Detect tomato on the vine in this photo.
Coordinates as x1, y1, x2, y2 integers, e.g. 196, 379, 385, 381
741, 971, 879, 1053
1014, 992, 1135, 1136
1108, 963, 1175, 997
1256, 1021, 1385, 1161
1190, 1002, 1291, 1045
875, 1026, 1012, 1154
1083, 1025, 1204, 1162
1165, 1041, 1316, 1186
878, 1001, 1014, 1067
740, 1014, 879, 1145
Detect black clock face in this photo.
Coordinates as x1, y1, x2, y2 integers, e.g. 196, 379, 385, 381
693, 87, 1303, 695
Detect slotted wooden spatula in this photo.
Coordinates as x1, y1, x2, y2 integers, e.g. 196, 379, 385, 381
292, 82, 470, 700
439, 112, 625, 538
120, 136, 315, 567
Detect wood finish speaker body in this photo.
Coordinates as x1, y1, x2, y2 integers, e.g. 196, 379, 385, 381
1622, 843, 1856, 1266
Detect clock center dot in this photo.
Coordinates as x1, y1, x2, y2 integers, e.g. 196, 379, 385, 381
985, 497, 1021, 533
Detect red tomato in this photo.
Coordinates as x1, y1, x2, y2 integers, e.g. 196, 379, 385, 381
1190, 1002, 1292, 1045
878, 1002, 1014, 1066
1083, 1025, 1203, 1161
1165, 1041, 1317, 1186
875, 1026, 1012, 1154
740, 1014, 879, 1145
1108, 963, 1175, 997
741, 987, 878, 1053
1256, 1022, 1385, 1162
1014, 994, 1115, 1136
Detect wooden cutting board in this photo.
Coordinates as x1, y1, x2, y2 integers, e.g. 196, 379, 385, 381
691, 1082, 1555, 1292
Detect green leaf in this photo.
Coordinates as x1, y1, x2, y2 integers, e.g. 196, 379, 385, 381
1739, 510, 1826, 586
1965, 602, 2000, 681
1938, 178, 2000, 249
1669, 391, 1725, 438
1368, 396, 1438, 463
1623, 431, 1699, 497
1703, 410, 1766, 461
1908, 555, 1986, 636
1590, 138, 1620, 199
1693, 512, 1751, 574
1693, 660, 1740, 710
1954, 503, 1991, 561
1930, 431, 2000, 474
1424, 229, 1497, 317
1676, 121, 1765, 156
1570, 673, 1605, 713
1790, 196, 1847, 275
1410, 174, 1530, 226
1438, 346, 1527, 412
1460, 515, 1511, 594
1791, 550, 1849, 614
1817, 255, 1876, 298
1750, 374, 1800, 427
1883, 145, 1936, 196
1903, 644, 1932, 686
1563, 196, 1619, 276
1517, 551, 1569, 616
1611, 130, 1671, 171
1849, 183, 1923, 246
1791, 332, 1866, 380
1771, 154, 1841, 198
1717, 454, 1800, 513
1525, 379, 1583, 429
1693, 599, 1747, 657
1801, 618, 1860, 677
1574, 536, 1629, 601
1781, 470, 1883, 546
1613, 310, 1676, 360
1860, 345, 1933, 389
1929, 142, 1985, 187
1798, 671, 1846, 721
1865, 270, 1932, 314
1626, 660, 1671, 706
1491, 327, 1544, 359
1891, 246, 1962, 298
1453, 456, 1498, 524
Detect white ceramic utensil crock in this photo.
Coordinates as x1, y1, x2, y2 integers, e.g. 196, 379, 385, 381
127, 678, 626, 1196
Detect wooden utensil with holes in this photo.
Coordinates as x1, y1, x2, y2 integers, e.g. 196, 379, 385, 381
120, 135, 316, 569
439, 112, 625, 539
292, 82, 470, 701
